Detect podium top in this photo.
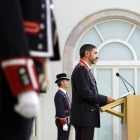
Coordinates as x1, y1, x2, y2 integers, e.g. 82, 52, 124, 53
116, 91, 134, 101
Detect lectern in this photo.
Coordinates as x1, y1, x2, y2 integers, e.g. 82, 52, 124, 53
100, 94, 140, 140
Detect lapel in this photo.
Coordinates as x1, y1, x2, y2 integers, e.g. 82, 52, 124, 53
59, 89, 71, 105
88, 69, 97, 86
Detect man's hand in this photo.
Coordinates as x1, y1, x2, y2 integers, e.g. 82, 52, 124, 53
14, 90, 39, 118
107, 97, 115, 104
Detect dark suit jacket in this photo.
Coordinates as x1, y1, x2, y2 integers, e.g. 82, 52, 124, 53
70, 62, 107, 127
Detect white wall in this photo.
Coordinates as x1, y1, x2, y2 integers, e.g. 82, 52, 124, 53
40, 1, 140, 140
53, 0, 140, 52
40, 61, 61, 140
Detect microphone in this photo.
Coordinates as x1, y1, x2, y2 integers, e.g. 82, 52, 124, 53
116, 72, 135, 95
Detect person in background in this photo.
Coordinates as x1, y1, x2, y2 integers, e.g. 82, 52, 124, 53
54, 73, 71, 140
0, 0, 60, 140
71, 44, 115, 140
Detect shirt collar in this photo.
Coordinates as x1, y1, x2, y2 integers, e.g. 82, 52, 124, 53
59, 88, 66, 94
79, 60, 90, 69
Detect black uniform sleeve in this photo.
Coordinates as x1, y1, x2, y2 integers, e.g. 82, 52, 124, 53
75, 67, 107, 105
0, 0, 30, 59
0, 1, 40, 96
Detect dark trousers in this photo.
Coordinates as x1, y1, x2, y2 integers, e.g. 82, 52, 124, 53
55, 119, 71, 140
0, 74, 34, 140
74, 125, 95, 140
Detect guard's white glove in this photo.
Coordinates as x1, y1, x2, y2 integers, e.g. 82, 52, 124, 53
14, 90, 39, 118
63, 124, 68, 131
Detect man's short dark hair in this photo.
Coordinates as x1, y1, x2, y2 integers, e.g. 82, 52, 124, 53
80, 44, 96, 58
57, 79, 64, 87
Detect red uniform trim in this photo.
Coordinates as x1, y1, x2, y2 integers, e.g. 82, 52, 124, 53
23, 20, 41, 35
64, 110, 69, 113
59, 118, 67, 125
79, 60, 90, 70
33, 57, 44, 64
1, 57, 39, 96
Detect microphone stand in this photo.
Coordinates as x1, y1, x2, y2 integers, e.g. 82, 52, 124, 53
116, 73, 135, 95
119, 75, 135, 95
119, 76, 129, 93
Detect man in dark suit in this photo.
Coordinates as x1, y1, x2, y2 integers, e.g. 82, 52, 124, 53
0, 0, 59, 140
54, 73, 71, 140
71, 44, 115, 140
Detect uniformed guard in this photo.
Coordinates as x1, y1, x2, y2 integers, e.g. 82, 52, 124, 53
0, 0, 60, 140
71, 44, 115, 140
54, 73, 71, 140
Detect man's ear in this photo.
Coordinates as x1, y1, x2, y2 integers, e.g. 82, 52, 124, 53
85, 51, 89, 57
61, 80, 64, 86
60, 81, 63, 86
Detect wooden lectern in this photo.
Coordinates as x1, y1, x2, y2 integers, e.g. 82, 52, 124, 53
100, 94, 140, 140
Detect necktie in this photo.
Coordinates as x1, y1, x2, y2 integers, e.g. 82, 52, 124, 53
66, 93, 71, 105
89, 69, 97, 85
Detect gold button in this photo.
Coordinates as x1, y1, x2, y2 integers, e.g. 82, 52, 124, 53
38, 33, 43, 39
41, 13, 45, 19
41, 4, 45, 9
37, 43, 43, 50
40, 23, 45, 30
19, 68, 26, 74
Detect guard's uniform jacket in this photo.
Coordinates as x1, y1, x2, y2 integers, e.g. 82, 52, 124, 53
0, 0, 60, 60
54, 89, 71, 140
0, 0, 59, 140
54, 89, 71, 125
0, 0, 60, 93
71, 60, 107, 127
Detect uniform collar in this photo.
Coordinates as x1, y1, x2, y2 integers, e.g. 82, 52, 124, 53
59, 88, 66, 94
79, 60, 90, 70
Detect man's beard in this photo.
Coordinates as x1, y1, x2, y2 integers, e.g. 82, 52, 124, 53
89, 56, 97, 64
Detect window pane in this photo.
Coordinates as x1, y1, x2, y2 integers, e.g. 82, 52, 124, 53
98, 42, 134, 60
75, 27, 102, 60
128, 27, 140, 60
97, 69, 113, 140
119, 69, 134, 96
97, 21, 134, 41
